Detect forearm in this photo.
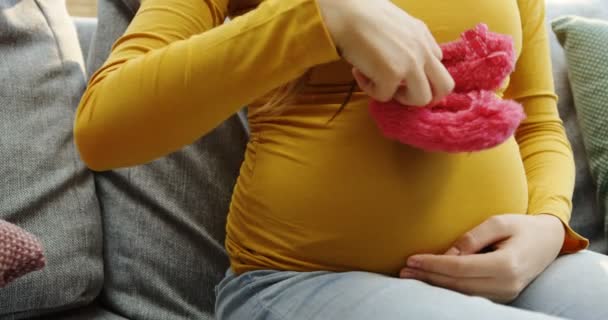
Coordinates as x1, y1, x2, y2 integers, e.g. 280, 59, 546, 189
74, 0, 339, 171
515, 97, 588, 252
516, 97, 574, 219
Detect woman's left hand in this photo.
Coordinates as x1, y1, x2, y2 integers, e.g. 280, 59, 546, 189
399, 214, 565, 303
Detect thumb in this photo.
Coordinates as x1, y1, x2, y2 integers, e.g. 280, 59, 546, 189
352, 67, 373, 95
353, 67, 400, 102
444, 215, 514, 256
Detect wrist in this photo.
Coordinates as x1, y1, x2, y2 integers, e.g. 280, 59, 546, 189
535, 213, 566, 244
316, 0, 355, 50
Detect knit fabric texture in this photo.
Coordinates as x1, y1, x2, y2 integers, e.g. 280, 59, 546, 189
552, 16, 608, 238
0, 220, 45, 288
370, 24, 526, 153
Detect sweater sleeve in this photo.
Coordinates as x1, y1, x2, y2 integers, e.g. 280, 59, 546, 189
74, 0, 340, 170
505, 0, 588, 253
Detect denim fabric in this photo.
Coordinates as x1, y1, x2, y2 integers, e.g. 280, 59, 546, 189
216, 251, 608, 320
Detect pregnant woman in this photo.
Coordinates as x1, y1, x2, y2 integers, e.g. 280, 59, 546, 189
74, 0, 608, 318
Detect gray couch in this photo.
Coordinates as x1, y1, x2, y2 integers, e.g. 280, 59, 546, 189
0, 0, 606, 319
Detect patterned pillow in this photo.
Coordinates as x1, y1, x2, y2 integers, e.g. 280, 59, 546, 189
552, 16, 608, 241
0, 220, 45, 288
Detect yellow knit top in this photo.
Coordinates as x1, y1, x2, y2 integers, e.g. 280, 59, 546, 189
75, 0, 588, 275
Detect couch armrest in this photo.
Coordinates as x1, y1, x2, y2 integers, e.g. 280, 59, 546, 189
72, 17, 98, 62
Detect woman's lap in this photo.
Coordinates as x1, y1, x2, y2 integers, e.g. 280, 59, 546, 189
510, 250, 608, 319
215, 250, 608, 320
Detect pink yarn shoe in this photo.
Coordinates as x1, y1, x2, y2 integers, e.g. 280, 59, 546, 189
442, 24, 516, 92
0, 220, 45, 287
369, 24, 526, 153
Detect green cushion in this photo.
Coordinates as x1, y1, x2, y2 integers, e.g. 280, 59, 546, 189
552, 16, 608, 236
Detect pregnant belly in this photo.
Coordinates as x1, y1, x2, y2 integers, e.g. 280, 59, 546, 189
229, 103, 529, 275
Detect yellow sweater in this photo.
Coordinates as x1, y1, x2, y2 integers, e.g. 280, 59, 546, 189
75, 0, 588, 275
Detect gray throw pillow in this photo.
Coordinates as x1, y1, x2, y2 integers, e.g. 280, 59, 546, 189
546, 0, 608, 253
552, 15, 608, 254
0, 0, 103, 318
86, 0, 248, 318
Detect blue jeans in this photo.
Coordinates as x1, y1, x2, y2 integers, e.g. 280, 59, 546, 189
215, 250, 608, 319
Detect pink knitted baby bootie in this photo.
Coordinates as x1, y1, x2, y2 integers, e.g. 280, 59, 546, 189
369, 23, 526, 153
0, 220, 45, 287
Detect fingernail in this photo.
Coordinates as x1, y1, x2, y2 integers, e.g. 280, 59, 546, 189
407, 258, 421, 268
445, 247, 460, 256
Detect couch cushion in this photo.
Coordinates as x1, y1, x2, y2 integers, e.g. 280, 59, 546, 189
546, 0, 608, 253
552, 15, 608, 254
87, 0, 248, 318
0, 0, 103, 318
72, 17, 97, 64
42, 301, 128, 320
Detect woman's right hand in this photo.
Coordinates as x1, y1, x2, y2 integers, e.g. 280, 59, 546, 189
317, 0, 454, 106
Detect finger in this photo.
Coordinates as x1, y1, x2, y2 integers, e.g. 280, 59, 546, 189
393, 85, 408, 104
406, 250, 506, 278
444, 247, 461, 256
353, 68, 399, 102
399, 267, 493, 297
424, 30, 442, 60
400, 267, 485, 294
444, 215, 514, 256
352, 67, 372, 92
412, 18, 442, 60
425, 57, 455, 104
393, 66, 432, 106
